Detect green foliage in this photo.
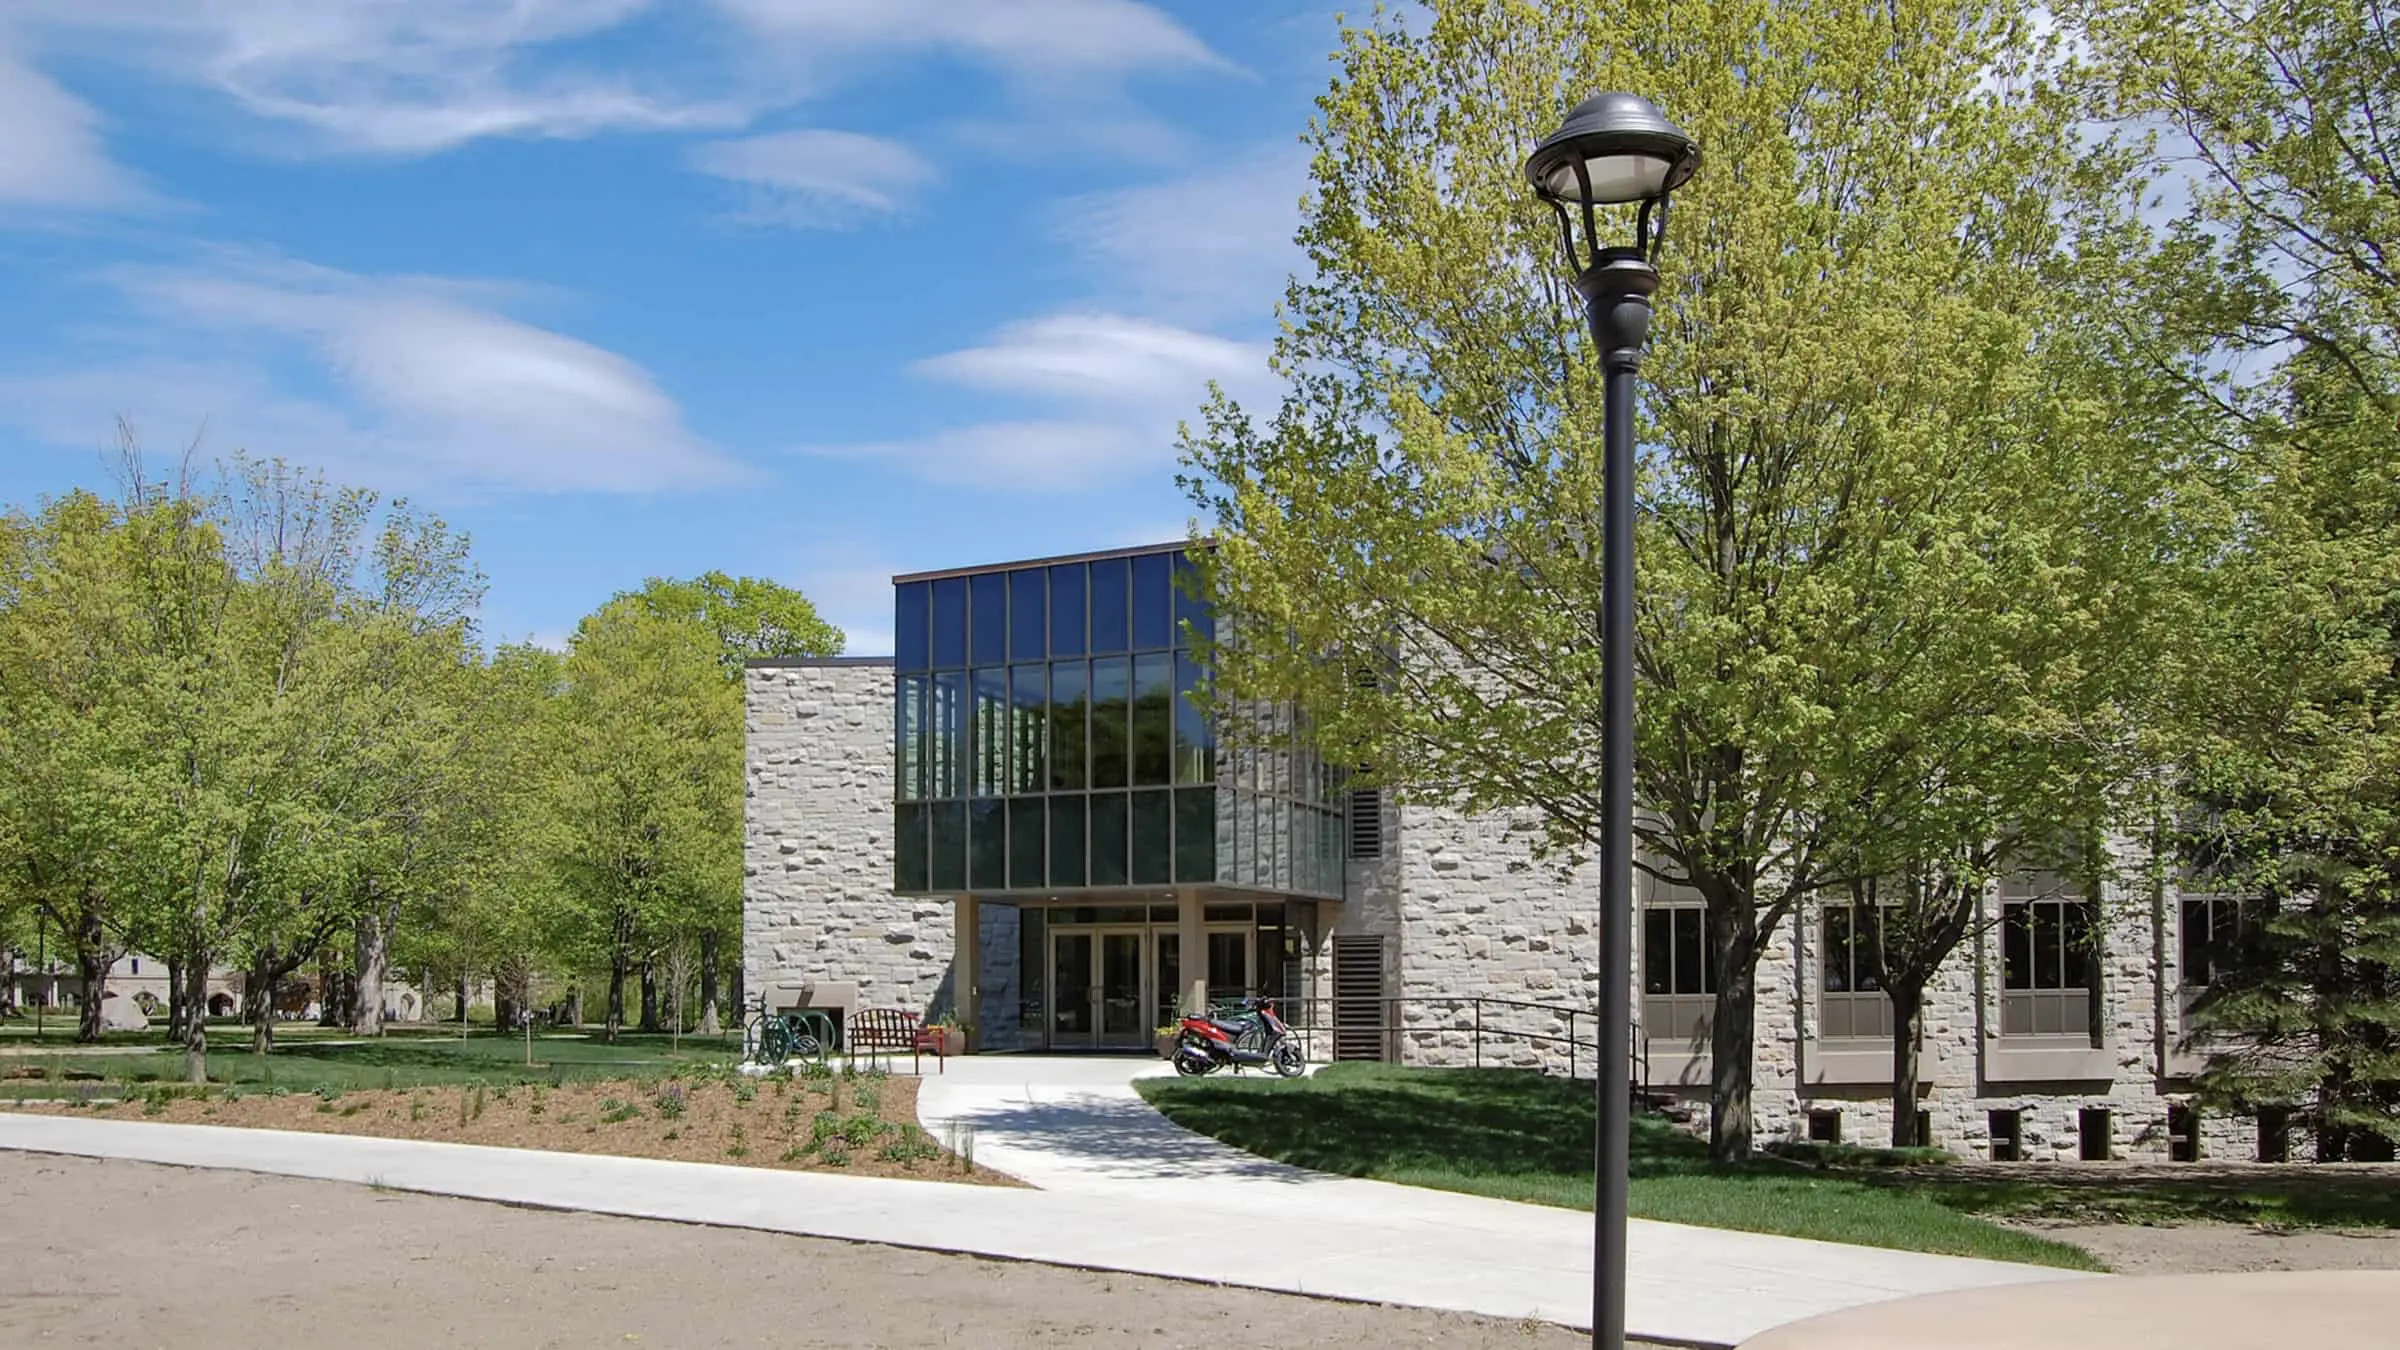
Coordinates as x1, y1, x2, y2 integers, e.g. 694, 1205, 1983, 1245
1179, 0, 2185, 1161
2069, 0, 2400, 1155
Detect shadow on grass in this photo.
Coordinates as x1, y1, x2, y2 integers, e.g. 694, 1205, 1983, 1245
1138, 1063, 2100, 1271
0, 1031, 738, 1095
1878, 1165, 2400, 1230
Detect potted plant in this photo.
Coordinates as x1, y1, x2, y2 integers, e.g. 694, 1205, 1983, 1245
1154, 1024, 1182, 1060
925, 1014, 967, 1057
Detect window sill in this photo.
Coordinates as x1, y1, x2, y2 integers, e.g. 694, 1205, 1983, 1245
1983, 1040, 2116, 1083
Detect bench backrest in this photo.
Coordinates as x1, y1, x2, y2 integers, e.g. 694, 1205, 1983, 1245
849, 1008, 922, 1047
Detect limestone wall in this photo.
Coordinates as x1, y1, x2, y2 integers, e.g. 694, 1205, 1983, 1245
743, 661, 954, 1016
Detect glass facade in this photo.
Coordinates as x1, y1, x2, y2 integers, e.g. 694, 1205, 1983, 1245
893, 545, 1343, 899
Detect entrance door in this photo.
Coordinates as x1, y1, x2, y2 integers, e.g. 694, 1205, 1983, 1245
1097, 929, 1146, 1048
1206, 925, 1255, 1008
1049, 927, 1150, 1049
1050, 930, 1095, 1045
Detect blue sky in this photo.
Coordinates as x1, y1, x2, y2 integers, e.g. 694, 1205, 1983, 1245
0, 2, 1340, 655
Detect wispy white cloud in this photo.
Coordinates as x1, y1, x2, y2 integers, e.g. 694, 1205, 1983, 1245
0, 253, 742, 496
710, 0, 1224, 78
1054, 144, 1310, 324
803, 312, 1274, 489
0, 44, 147, 211
689, 129, 932, 226
16, 0, 745, 155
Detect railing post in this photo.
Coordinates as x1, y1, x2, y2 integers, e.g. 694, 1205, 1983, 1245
1473, 998, 1482, 1070
1569, 1009, 1577, 1080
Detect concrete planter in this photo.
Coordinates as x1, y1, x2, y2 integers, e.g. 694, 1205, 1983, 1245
932, 1027, 967, 1058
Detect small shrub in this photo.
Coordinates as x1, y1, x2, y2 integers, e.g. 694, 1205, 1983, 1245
409, 1098, 426, 1123
314, 1086, 342, 1104
850, 1082, 882, 1114
726, 1122, 748, 1159
470, 1084, 487, 1121
653, 1085, 686, 1120
839, 1112, 886, 1148
600, 1100, 642, 1125
799, 1061, 833, 1083
877, 1125, 942, 1166
778, 1144, 804, 1163
733, 1079, 757, 1105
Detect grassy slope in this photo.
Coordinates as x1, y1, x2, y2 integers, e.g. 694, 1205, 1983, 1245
1137, 1063, 2101, 1271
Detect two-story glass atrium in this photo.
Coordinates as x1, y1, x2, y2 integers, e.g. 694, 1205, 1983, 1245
891, 541, 1344, 1050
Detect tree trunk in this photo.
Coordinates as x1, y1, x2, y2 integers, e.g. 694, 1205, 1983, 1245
1888, 983, 1926, 1149
73, 906, 108, 1043
605, 949, 627, 1045
352, 902, 394, 1036
455, 970, 470, 1025
699, 929, 722, 1037
181, 953, 209, 1084
250, 951, 276, 1055
1706, 900, 1760, 1163
166, 957, 187, 1040
639, 958, 660, 1034
729, 965, 743, 1024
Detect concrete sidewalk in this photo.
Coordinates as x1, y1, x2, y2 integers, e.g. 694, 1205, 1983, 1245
0, 1059, 2088, 1348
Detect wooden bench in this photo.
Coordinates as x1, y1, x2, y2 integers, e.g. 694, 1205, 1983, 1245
847, 1008, 946, 1073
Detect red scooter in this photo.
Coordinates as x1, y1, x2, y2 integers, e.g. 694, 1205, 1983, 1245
1172, 997, 1306, 1077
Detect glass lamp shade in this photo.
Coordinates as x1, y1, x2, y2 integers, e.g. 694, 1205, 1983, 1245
1525, 92, 1700, 206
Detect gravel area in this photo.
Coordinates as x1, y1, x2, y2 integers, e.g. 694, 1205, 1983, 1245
2010, 1219, 2400, 1276
0, 1152, 1642, 1349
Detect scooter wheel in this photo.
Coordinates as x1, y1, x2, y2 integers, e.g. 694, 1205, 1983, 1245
1270, 1042, 1305, 1078
1174, 1055, 1210, 1076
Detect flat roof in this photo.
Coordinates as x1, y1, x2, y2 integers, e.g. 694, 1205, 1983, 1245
891, 537, 1212, 585
743, 655, 896, 669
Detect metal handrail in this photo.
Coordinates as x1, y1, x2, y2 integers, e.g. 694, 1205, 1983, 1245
1216, 990, 1652, 1101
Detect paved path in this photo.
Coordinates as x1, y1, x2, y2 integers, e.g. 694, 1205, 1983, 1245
0, 1057, 2088, 1348
918, 1056, 2089, 1347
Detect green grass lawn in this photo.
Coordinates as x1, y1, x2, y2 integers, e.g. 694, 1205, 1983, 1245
1136, 1063, 2101, 1270
0, 1029, 740, 1097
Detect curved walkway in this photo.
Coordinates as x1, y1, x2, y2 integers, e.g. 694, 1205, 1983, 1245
0, 1057, 2087, 1349
918, 1057, 2087, 1347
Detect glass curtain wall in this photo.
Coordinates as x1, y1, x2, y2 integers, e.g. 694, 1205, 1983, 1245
893, 547, 1342, 898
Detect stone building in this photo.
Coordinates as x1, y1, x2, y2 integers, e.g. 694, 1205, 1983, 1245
745, 540, 2279, 1163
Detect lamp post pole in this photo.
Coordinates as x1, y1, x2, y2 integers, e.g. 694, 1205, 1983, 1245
1584, 246, 1655, 1350
1522, 91, 1698, 1350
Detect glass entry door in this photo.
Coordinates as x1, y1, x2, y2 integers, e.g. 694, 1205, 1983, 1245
1049, 926, 1150, 1049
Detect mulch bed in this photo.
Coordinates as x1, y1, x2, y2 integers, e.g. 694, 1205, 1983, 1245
5, 1071, 1019, 1186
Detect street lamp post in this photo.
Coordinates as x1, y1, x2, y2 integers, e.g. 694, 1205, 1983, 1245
1524, 92, 1700, 1350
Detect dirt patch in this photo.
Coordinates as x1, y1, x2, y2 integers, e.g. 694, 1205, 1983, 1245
1, 1152, 1618, 1349
4, 1071, 1018, 1186
2005, 1218, 2400, 1276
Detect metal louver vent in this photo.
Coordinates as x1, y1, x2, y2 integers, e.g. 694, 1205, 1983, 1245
1331, 935, 1388, 1061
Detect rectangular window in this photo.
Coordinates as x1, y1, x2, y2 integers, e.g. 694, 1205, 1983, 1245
1049, 661, 1087, 791
1008, 797, 1045, 890
1090, 655, 1130, 789
1009, 568, 1046, 662
2258, 1106, 2291, 1163
1820, 883, 1893, 1040
1808, 1109, 1842, 1144
1131, 789, 1171, 885
970, 572, 1007, 667
1642, 903, 1713, 1044
2079, 1107, 2112, 1161
971, 667, 1007, 798
929, 800, 967, 892
1172, 550, 1211, 648
895, 675, 929, 802
1132, 550, 1173, 649
930, 672, 965, 799
1173, 652, 1213, 784
1048, 563, 1087, 657
1090, 555, 1130, 654
1009, 665, 1046, 794
896, 581, 930, 672
2001, 871, 2099, 1038
1089, 791, 1129, 886
2181, 895, 2253, 989
2169, 1103, 2200, 1162
1132, 652, 1172, 786
1989, 1109, 2022, 1162
1175, 787, 1217, 884
968, 799, 1005, 890
1048, 796, 1087, 888
931, 577, 967, 669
